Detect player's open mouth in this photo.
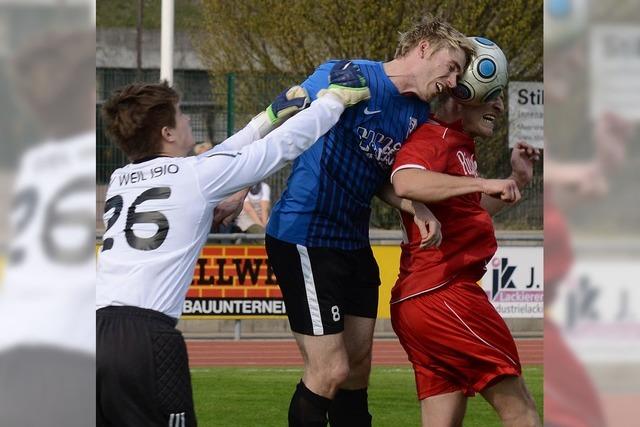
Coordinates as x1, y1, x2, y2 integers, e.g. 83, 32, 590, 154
435, 82, 444, 94
482, 114, 496, 123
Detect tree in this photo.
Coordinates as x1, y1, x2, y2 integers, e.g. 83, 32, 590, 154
193, 0, 543, 229
195, 0, 542, 79
194, 0, 542, 120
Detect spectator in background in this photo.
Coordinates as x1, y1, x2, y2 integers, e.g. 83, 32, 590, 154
236, 181, 271, 234
193, 139, 245, 238
193, 141, 213, 155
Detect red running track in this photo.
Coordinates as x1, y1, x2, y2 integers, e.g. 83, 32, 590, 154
187, 338, 542, 367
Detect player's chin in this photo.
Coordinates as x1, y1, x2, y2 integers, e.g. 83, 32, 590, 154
419, 91, 434, 102
477, 122, 495, 138
422, 86, 438, 102
471, 129, 493, 139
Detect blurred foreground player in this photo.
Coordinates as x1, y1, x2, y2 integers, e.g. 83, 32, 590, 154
390, 67, 541, 426
544, 0, 632, 422
0, 29, 95, 427
96, 63, 370, 427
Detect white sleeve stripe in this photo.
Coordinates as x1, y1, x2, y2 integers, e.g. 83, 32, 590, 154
205, 152, 240, 158
390, 164, 427, 183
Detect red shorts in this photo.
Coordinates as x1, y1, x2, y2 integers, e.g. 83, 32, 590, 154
391, 280, 521, 400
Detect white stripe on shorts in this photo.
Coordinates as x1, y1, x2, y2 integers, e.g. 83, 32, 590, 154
444, 301, 518, 367
296, 244, 324, 335
169, 412, 185, 427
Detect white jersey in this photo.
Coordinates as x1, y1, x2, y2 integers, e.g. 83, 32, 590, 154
0, 132, 96, 354
96, 96, 344, 318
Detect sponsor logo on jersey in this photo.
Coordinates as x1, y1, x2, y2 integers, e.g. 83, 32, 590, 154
456, 151, 478, 177
406, 117, 418, 139
363, 107, 382, 115
356, 126, 401, 169
113, 164, 179, 186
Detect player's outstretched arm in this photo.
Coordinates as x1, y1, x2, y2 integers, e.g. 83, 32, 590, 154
197, 61, 370, 204
208, 86, 311, 153
392, 168, 520, 204
205, 86, 310, 220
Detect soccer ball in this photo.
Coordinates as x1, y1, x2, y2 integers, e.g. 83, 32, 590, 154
451, 37, 508, 105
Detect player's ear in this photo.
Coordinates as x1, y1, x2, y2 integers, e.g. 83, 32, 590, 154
161, 125, 175, 142
418, 40, 431, 59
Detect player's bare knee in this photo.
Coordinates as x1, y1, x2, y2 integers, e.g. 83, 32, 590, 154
349, 346, 372, 372
508, 409, 541, 427
354, 358, 372, 383
330, 360, 351, 388
521, 395, 541, 427
308, 353, 350, 390
518, 384, 540, 425
421, 414, 465, 427
314, 363, 349, 394
497, 400, 540, 427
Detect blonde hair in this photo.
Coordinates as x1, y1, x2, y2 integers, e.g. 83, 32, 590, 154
394, 15, 475, 68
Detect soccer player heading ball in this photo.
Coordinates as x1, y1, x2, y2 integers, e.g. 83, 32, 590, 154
96, 61, 371, 426
265, 15, 475, 427
390, 37, 542, 427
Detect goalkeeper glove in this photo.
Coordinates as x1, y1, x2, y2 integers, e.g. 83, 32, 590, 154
317, 60, 370, 106
250, 85, 310, 138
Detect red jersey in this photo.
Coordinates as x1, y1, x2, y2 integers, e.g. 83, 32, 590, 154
543, 188, 573, 288
390, 119, 497, 303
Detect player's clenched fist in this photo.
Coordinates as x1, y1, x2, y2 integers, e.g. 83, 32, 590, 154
318, 60, 371, 106
481, 178, 521, 203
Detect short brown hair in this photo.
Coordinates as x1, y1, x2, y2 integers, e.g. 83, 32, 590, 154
394, 15, 475, 68
12, 30, 95, 138
101, 81, 179, 161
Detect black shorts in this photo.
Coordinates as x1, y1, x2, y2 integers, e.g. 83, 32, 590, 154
266, 234, 380, 336
0, 345, 95, 427
97, 306, 196, 427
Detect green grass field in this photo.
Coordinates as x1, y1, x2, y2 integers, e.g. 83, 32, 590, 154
192, 365, 542, 426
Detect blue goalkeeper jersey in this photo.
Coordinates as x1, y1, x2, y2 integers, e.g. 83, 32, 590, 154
267, 59, 429, 249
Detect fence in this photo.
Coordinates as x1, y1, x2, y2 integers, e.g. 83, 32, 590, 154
96, 68, 542, 233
